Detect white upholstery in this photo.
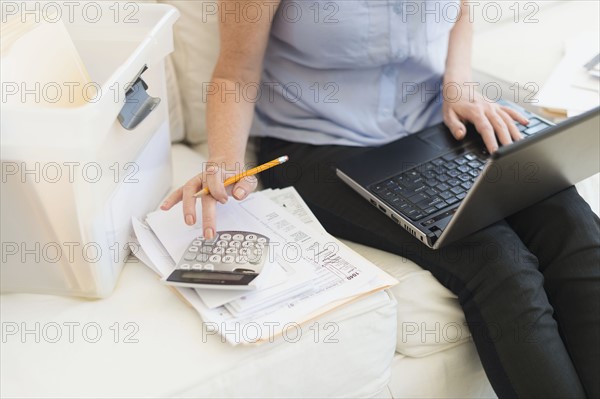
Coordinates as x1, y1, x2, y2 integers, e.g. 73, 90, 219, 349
0, 260, 398, 398
164, 55, 185, 142
340, 241, 471, 358
159, 0, 220, 144
386, 342, 493, 398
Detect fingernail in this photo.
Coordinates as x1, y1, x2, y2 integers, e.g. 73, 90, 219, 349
160, 201, 168, 210
204, 228, 214, 240
234, 187, 246, 200
185, 214, 195, 225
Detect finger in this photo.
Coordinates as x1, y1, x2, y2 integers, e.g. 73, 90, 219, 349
499, 109, 523, 141
445, 107, 467, 140
201, 194, 217, 240
232, 175, 259, 200
204, 163, 228, 204
486, 108, 512, 147
471, 110, 498, 153
501, 105, 529, 125
160, 187, 183, 210
182, 175, 203, 226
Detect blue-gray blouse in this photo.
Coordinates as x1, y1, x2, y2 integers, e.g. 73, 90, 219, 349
251, 0, 459, 146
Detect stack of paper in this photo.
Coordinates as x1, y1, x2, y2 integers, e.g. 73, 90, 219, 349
131, 187, 397, 345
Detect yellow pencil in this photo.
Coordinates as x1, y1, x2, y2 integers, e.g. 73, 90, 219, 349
193, 155, 289, 197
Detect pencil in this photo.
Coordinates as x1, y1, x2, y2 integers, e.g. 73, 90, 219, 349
193, 155, 289, 197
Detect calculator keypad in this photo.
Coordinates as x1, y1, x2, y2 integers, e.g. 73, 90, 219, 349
175, 231, 270, 276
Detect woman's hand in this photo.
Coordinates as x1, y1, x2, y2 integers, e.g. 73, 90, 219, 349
442, 1, 529, 153
159, 160, 258, 240
443, 88, 530, 153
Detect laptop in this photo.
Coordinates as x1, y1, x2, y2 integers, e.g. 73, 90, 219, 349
336, 102, 600, 249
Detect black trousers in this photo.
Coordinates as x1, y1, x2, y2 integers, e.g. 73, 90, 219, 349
256, 137, 600, 399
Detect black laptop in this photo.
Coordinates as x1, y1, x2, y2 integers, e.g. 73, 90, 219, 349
336, 102, 600, 249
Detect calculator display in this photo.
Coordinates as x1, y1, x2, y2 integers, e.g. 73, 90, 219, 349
180, 271, 246, 281
166, 269, 256, 286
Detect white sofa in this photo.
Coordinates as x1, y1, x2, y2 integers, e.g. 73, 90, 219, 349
1, 1, 598, 398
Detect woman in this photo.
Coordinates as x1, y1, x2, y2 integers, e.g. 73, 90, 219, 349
162, 1, 599, 397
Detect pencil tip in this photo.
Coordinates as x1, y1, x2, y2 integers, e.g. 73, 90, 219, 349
279, 155, 289, 163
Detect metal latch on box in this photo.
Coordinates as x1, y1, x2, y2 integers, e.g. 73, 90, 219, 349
118, 65, 161, 130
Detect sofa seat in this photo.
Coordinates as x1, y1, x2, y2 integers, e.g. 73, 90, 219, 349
0, 258, 398, 398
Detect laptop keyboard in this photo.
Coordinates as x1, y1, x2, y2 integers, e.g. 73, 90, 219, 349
516, 117, 549, 135
370, 117, 551, 223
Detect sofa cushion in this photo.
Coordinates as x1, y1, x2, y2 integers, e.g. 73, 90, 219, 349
159, 0, 220, 145
164, 55, 185, 142
0, 258, 398, 398
338, 240, 472, 357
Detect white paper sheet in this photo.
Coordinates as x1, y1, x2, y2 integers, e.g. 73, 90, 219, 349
262, 188, 326, 233
197, 257, 309, 309
131, 218, 175, 276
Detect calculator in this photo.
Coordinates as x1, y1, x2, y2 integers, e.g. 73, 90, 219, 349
164, 231, 270, 289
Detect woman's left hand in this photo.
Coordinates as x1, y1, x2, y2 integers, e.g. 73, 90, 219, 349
442, 88, 530, 153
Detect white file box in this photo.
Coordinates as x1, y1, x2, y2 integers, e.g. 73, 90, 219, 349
1, 3, 180, 297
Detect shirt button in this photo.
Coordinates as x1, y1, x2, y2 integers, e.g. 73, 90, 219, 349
397, 49, 407, 59
393, 2, 402, 15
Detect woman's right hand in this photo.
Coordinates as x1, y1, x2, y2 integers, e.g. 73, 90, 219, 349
159, 161, 258, 240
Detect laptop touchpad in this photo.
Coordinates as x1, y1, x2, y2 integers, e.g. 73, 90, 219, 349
418, 126, 463, 150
